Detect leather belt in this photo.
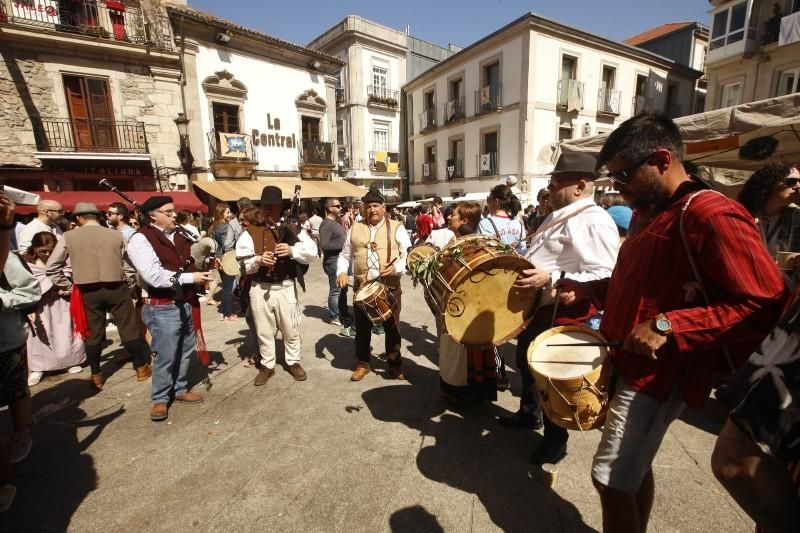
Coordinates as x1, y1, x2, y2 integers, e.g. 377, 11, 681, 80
142, 297, 176, 305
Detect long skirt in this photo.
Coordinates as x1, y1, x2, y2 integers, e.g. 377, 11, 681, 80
27, 291, 86, 372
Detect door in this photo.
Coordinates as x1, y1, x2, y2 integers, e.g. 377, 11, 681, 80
63, 75, 116, 152
212, 102, 240, 133
301, 116, 320, 143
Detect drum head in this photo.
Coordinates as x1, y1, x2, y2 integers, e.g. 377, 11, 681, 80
407, 244, 438, 270
220, 251, 240, 276
528, 326, 607, 379
354, 280, 383, 302
442, 251, 536, 347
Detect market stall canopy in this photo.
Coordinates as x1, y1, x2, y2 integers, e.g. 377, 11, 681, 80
13, 191, 207, 215
192, 178, 366, 202
560, 94, 800, 171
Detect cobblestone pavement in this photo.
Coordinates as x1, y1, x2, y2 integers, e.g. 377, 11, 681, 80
0, 266, 753, 532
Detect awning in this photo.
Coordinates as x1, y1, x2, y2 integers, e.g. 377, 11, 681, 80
14, 191, 207, 215
192, 178, 366, 202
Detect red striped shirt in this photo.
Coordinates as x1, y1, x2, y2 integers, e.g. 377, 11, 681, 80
590, 181, 788, 407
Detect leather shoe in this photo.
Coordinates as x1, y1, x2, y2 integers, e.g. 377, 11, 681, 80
150, 403, 168, 421
136, 364, 152, 382
175, 391, 203, 404
497, 410, 543, 430
288, 364, 307, 381
389, 366, 405, 380
254, 367, 275, 386
350, 363, 370, 381
90, 372, 105, 391
530, 438, 568, 466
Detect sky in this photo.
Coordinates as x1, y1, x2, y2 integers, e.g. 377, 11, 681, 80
188, 0, 711, 50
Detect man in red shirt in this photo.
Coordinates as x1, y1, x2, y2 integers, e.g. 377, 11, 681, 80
557, 114, 787, 533
415, 207, 434, 244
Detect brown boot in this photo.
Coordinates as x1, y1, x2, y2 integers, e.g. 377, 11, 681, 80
175, 391, 203, 404
350, 363, 370, 382
136, 364, 152, 382
150, 403, 168, 421
288, 363, 307, 381
90, 373, 105, 391
254, 367, 275, 386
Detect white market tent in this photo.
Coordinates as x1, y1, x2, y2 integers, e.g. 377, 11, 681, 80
559, 93, 800, 192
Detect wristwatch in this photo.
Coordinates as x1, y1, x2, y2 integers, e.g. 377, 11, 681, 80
653, 313, 673, 336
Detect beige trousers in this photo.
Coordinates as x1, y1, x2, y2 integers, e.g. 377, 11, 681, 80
249, 281, 302, 369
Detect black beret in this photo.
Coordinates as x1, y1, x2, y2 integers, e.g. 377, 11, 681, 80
361, 185, 385, 204
260, 185, 283, 205
140, 195, 174, 214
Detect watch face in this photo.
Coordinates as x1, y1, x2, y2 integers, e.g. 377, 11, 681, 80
656, 318, 671, 332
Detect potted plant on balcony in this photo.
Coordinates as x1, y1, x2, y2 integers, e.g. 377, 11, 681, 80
367, 95, 398, 108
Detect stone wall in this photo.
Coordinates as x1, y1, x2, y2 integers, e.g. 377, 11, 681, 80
0, 49, 60, 167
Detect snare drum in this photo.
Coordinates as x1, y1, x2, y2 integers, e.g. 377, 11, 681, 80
424, 234, 536, 347
527, 326, 611, 431
354, 280, 395, 325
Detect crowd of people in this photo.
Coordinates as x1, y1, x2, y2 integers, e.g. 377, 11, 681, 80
0, 112, 798, 530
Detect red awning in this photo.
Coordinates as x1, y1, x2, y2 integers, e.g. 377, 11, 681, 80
14, 191, 208, 215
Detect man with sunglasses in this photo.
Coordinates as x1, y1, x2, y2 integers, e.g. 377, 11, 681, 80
106, 202, 136, 243
17, 200, 63, 253
319, 198, 354, 336
556, 114, 787, 533
502, 151, 619, 467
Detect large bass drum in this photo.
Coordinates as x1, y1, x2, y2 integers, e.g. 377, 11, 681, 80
423, 234, 537, 347
527, 326, 611, 431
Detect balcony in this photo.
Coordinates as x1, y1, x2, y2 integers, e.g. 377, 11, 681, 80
207, 130, 256, 162
335, 87, 346, 105
442, 97, 465, 123
478, 152, 497, 176
557, 79, 585, 112
422, 161, 437, 181
445, 158, 463, 180
34, 116, 148, 154
418, 108, 436, 132
597, 87, 622, 115
301, 140, 334, 166
0, 0, 174, 51
632, 95, 654, 115
369, 151, 399, 173
474, 84, 502, 114
366, 85, 399, 108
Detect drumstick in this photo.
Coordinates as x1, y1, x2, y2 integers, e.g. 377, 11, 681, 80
546, 342, 622, 348
549, 271, 566, 329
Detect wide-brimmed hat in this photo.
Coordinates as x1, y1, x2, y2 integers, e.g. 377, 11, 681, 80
72, 202, 103, 216
548, 152, 600, 179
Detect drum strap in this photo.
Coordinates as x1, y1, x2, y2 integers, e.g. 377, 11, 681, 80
385, 216, 393, 264
680, 190, 735, 374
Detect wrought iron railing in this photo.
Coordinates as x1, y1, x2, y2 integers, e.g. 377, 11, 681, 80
366, 85, 399, 107
445, 158, 463, 180
422, 161, 437, 180
0, 0, 174, 51
557, 79, 585, 110
597, 87, 622, 114
443, 97, 465, 123
301, 140, 334, 165
33, 116, 148, 153
418, 108, 436, 131
474, 84, 502, 114
478, 152, 497, 176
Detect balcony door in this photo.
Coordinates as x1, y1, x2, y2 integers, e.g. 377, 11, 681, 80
301, 116, 320, 143
212, 102, 240, 133
63, 75, 116, 152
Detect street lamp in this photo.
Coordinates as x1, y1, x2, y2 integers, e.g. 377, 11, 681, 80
174, 112, 194, 179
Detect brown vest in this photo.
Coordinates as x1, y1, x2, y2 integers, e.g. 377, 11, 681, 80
138, 224, 197, 301
351, 217, 402, 292
247, 223, 299, 283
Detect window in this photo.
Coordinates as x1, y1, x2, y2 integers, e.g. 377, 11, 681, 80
336, 120, 345, 146
449, 78, 462, 101
778, 68, 800, 96
710, 2, 748, 50
301, 116, 320, 142
62, 74, 116, 151
561, 56, 577, 82
423, 143, 436, 179
480, 130, 498, 176
372, 123, 389, 152
601, 65, 616, 90
478, 62, 501, 112
212, 102, 240, 133
372, 64, 388, 89
424, 90, 435, 111
447, 137, 464, 179
720, 82, 742, 108
558, 126, 573, 142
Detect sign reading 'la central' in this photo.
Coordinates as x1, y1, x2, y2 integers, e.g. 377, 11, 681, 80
252, 114, 296, 149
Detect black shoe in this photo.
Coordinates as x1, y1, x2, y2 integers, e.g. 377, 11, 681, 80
530, 438, 567, 466
496, 411, 543, 430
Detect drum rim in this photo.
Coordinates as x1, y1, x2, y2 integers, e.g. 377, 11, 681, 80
354, 279, 386, 301
527, 325, 608, 372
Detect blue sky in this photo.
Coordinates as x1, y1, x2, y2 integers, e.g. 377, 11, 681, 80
189, 0, 711, 49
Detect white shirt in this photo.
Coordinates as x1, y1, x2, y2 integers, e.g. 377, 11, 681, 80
17, 218, 62, 252
337, 219, 412, 281
236, 225, 317, 285
525, 197, 619, 283
308, 214, 323, 236
127, 227, 196, 288
427, 228, 455, 250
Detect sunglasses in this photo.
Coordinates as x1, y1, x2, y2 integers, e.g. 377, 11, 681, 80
783, 177, 800, 187
605, 152, 657, 186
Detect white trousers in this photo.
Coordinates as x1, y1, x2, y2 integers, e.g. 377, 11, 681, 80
249, 282, 302, 369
